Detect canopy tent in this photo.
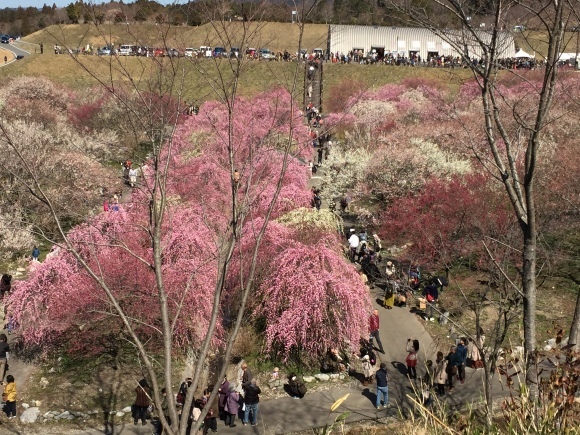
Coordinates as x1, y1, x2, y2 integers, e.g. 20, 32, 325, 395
559, 53, 579, 61
513, 49, 534, 58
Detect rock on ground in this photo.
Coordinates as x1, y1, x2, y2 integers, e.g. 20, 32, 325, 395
20, 407, 40, 423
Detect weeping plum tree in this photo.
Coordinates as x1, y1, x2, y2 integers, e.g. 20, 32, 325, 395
1, 1, 341, 434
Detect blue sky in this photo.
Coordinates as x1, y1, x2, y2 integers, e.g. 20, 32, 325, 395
12, 1, 179, 8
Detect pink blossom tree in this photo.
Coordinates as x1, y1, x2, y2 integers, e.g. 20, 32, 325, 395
3, 6, 324, 433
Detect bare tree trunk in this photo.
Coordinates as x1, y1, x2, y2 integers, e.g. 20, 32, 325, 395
522, 225, 537, 398
568, 288, 580, 351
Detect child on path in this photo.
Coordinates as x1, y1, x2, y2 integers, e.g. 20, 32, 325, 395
3, 375, 16, 418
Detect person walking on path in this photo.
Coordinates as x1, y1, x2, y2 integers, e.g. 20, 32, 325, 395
31, 246, 40, 262
133, 379, 150, 426
0, 334, 9, 384
375, 363, 389, 409
369, 310, 385, 354
224, 385, 239, 427
405, 338, 420, 380
422, 282, 439, 321
243, 379, 261, 427
434, 351, 448, 396
2, 374, 16, 418
456, 338, 468, 384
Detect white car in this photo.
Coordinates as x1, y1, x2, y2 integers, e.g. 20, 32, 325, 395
199, 46, 212, 58
118, 45, 134, 56
259, 48, 274, 60
313, 48, 324, 58
184, 48, 196, 57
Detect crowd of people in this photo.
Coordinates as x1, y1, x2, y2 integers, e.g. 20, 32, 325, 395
129, 360, 312, 433
327, 49, 545, 70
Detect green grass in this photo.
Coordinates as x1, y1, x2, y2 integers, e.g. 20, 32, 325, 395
515, 30, 580, 59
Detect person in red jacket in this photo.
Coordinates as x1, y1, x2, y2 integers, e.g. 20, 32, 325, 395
369, 310, 385, 354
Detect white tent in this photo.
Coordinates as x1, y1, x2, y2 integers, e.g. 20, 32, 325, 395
514, 49, 534, 58
559, 53, 578, 61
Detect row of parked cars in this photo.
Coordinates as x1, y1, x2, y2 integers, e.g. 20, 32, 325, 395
94, 44, 303, 60
1, 34, 18, 44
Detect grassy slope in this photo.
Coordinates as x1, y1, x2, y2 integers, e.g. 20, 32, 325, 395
0, 47, 15, 62
2, 50, 305, 103
514, 31, 580, 57
21, 22, 329, 53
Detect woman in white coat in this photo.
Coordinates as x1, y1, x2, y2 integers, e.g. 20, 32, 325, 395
433, 351, 448, 396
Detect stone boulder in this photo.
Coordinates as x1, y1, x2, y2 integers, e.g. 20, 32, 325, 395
303, 376, 316, 383
314, 373, 330, 382
20, 407, 40, 424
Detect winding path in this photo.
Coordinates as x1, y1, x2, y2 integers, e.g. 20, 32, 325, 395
0, 41, 30, 68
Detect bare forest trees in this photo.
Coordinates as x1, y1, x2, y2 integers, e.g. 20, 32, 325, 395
388, 0, 580, 411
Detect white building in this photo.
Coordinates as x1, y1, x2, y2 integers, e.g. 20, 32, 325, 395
328, 25, 516, 59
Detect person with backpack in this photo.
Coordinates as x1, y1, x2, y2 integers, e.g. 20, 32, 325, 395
287, 373, 307, 399
422, 283, 438, 322
405, 338, 420, 380
375, 363, 389, 409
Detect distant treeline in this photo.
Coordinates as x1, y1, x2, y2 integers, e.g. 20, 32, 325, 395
0, 0, 484, 37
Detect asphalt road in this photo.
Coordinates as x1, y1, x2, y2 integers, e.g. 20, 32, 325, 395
0, 41, 31, 67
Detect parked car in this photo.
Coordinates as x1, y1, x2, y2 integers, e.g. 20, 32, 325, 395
166, 48, 180, 58
153, 48, 165, 57
184, 48, 197, 57
213, 46, 226, 57
199, 46, 212, 58
313, 48, 324, 58
246, 47, 256, 57
97, 46, 113, 56
0, 35, 9, 44
118, 45, 135, 56
259, 48, 274, 60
